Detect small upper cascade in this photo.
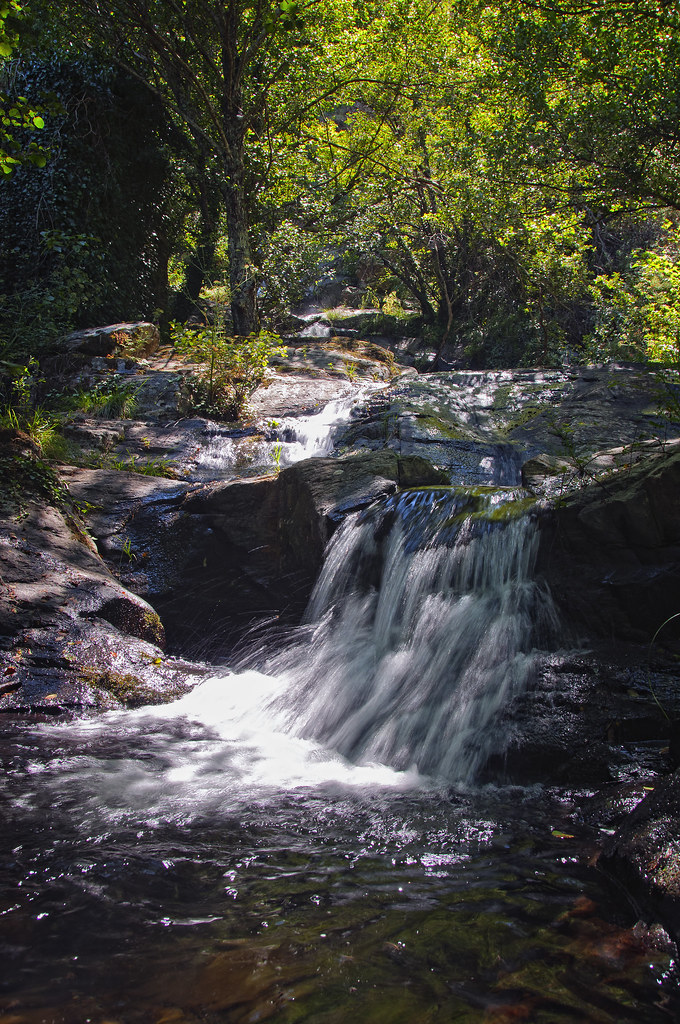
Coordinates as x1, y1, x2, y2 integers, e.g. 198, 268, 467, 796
263, 487, 558, 782
192, 383, 383, 479
274, 383, 383, 465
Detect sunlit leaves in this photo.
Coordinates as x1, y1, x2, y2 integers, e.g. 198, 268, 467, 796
474, 0, 680, 209
590, 220, 680, 365
0, 1, 48, 174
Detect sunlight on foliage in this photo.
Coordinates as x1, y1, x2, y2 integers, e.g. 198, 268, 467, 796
172, 316, 286, 421
589, 222, 680, 366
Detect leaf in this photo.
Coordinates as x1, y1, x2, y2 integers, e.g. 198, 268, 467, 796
551, 830, 575, 839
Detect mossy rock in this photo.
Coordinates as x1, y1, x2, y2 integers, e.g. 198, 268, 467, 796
413, 413, 476, 442
397, 456, 450, 488
97, 596, 165, 646
81, 668, 176, 708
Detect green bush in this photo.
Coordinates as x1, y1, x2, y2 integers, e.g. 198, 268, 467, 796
70, 375, 140, 419
172, 317, 287, 420
587, 221, 680, 366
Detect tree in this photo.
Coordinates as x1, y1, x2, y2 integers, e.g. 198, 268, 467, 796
464, 0, 680, 212
0, 0, 46, 173
37, 0, 358, 335
294, 6, 594, 366
0, 58, 180, 354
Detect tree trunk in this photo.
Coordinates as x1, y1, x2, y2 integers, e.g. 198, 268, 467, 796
173, 179, 220, 323
223, 136, 258, 335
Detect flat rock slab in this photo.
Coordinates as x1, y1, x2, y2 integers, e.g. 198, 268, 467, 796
247, 372, 358, 420
340, 366, 680, 489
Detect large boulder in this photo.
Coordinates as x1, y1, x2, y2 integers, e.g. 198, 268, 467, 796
65, 450, 448, 658
0, 437, 201, 713
536, 447, 680, 642
62, 321, 160, 359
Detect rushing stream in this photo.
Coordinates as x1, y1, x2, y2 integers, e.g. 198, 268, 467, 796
1, 402, 678, 1021
193, 383, 382, 480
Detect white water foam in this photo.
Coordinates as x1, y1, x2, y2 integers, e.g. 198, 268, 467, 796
260, 490, 558, 782
22, 489, 555, 830
193, 383, 382, 478
274, 383, 381, 465
22, 667, 423, 830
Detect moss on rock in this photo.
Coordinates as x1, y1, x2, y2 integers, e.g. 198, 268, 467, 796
80, 667, 177, 708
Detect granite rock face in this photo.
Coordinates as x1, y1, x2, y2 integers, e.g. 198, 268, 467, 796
337, 366, 680, 490
65, 450, 448, 658
0, 439, 202, 713
62, 321, 160, 359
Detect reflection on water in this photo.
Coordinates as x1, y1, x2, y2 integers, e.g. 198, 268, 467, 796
0, 700, 677, 1023
2, 485, 678, 1021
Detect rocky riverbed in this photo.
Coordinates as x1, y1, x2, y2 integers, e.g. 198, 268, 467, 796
2, 321, 680, 944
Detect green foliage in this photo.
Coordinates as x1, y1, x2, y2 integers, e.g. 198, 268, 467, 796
0, 0, 20, 58
255, 221, 332, 327
99, 452, 177, 478
0, 58, 179, 359
588, 221, 680, 365
71, 375, 139, 420
172, 317, 287, 421
271, 441, 283, 472
47, 373, 140, 419
0, 355, 61, 451
5, 0, 680, 373
0, 0, 48, 174
0, 449, 70, 510
41, 0, 355, 335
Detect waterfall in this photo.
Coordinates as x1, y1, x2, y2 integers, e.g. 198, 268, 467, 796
193, 384, 382, 478
273, 382, 383, 464
263, 488, 558, 782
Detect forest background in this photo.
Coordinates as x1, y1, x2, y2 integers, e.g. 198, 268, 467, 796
1, 0, 679, 376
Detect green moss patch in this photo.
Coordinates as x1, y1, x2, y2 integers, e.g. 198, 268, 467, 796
80, 667, 174, 708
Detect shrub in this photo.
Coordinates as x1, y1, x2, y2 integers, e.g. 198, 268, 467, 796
172, 317, 286, 420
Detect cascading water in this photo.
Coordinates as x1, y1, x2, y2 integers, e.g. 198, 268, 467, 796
1, 452, 677, 1020
272, 384, 382, 465
193, 382, 382, 479
261, 487, 558, 781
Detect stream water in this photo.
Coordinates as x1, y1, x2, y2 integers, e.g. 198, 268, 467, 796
193, 384, 381, 480
1, 402, 678, 1022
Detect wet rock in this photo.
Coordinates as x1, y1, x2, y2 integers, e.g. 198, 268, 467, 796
64, 450, 447, 659
0, 439, 202, 713
669, 720, 680, 769
350, 366, 680, 487
600, 770, 680, 938
481, 649, 680, 786
537, 446, 680, 642
521, 453, 573, 490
